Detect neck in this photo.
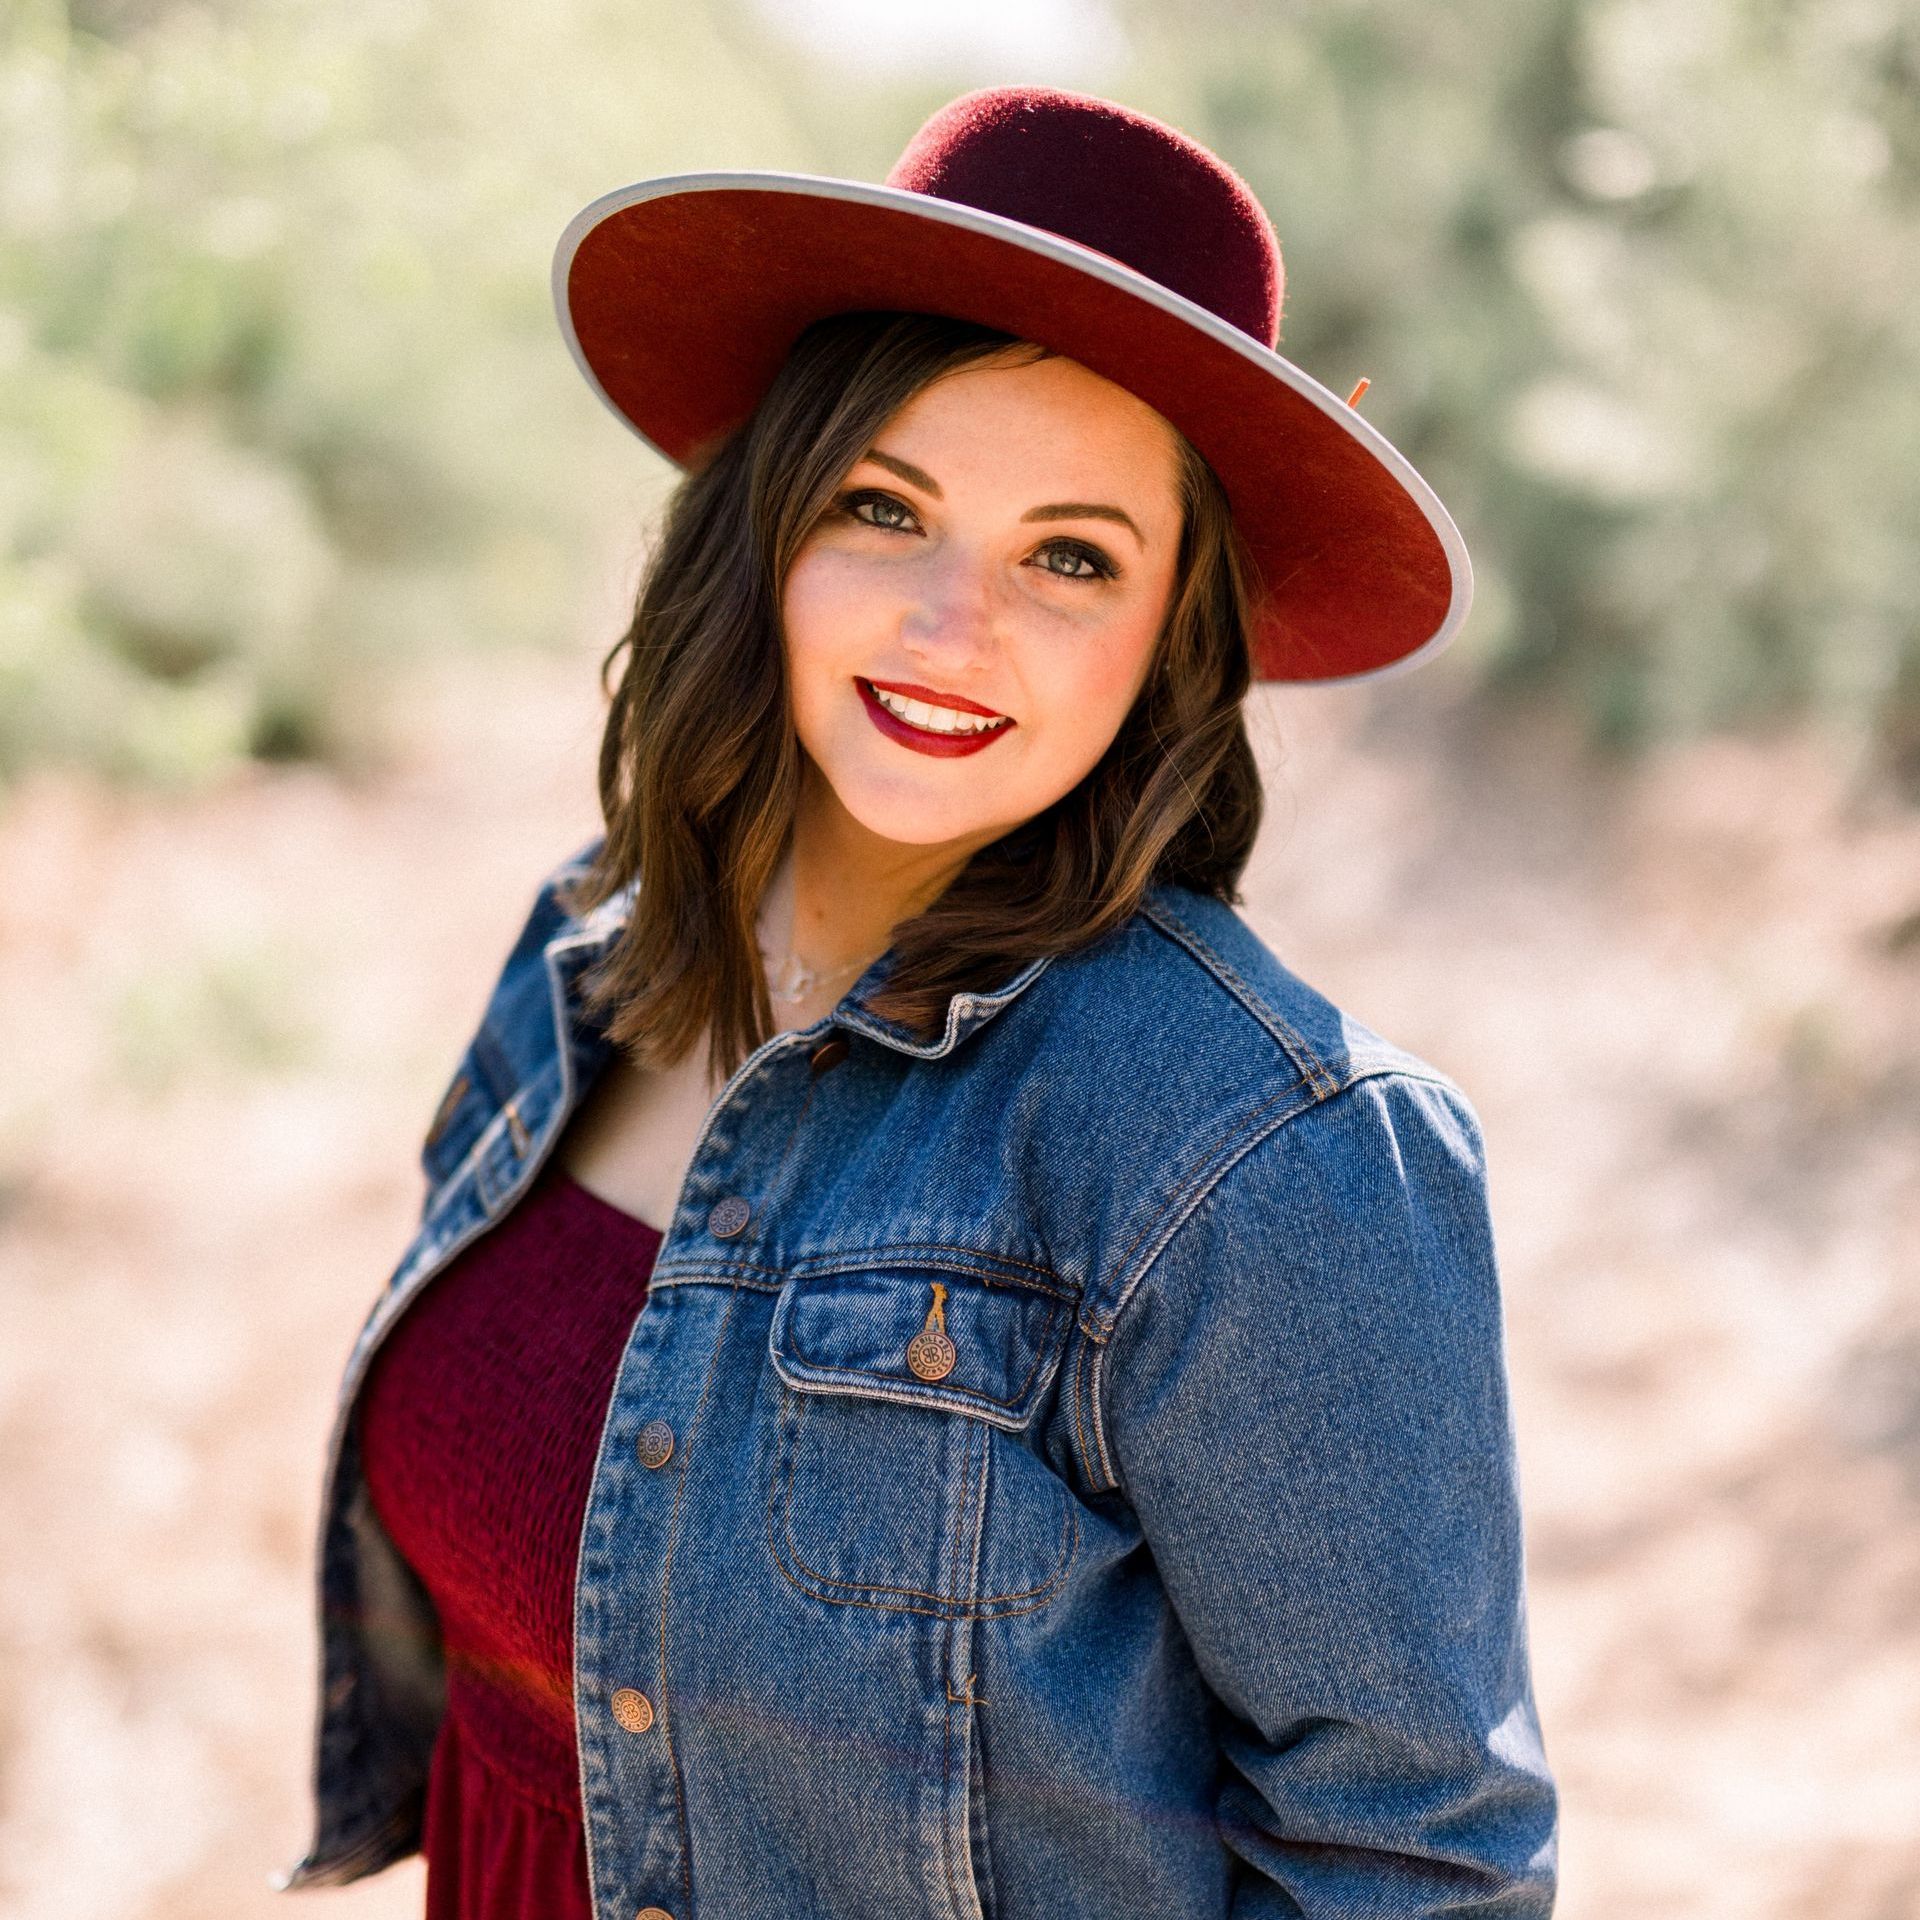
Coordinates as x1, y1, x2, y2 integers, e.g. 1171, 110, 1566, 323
767, 764, 1008, 998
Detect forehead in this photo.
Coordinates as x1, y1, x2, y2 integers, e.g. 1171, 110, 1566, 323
877, 349, 1182, 476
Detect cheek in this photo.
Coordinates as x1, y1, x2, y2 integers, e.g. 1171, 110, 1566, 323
1043, 607, 1163, 741
782, 547, 887, 647
779, 558, 843, 725
779, 556, 833, 669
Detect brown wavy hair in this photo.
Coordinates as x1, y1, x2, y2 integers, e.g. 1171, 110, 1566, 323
560, 309, 1265, 1081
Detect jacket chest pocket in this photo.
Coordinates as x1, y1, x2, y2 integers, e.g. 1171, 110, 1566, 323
766, 1264, 1078, 1619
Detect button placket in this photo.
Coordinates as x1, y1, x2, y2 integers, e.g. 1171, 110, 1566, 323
698, 1025, 847, 1246
587, 1028, 838, 1913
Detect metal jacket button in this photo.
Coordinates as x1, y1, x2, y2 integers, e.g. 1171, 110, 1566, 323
635, 1909, 674, 1920
906, 1281, 958, 1381
809, 1033, 850, 1074
610, 1687, 654, 1733
636, 1419, 674, 1469
707, 1195, 751, 1238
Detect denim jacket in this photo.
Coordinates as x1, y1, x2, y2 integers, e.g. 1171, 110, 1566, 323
273, 832, 1559, 1918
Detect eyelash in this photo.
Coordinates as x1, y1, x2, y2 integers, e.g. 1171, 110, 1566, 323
832, 488, 1120, 584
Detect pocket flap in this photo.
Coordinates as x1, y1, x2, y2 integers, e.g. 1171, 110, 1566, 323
769, 1266, 1071, 1432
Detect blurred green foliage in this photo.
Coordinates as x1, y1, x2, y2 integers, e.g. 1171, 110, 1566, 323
1101, 0, 1920, 781
3, 0, 1917, 795
0, 0, 811, 791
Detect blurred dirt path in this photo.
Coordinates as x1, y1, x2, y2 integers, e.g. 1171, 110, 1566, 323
0, 642, 1915, 1918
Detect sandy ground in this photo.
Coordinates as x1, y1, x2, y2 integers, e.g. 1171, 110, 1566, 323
1, 637, 1916, 1919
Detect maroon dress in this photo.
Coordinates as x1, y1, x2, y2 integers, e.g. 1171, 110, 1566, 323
357, 1158, 665, 1920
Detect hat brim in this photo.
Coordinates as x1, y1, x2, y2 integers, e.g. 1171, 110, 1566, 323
552, 172, 1471, 686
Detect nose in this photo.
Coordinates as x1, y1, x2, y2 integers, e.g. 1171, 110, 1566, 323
899, 540, 1000, 671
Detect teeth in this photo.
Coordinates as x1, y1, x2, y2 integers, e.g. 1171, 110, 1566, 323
870, 685, 1010, 735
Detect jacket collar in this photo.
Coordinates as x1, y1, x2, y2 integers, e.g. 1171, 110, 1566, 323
545, 865, 1056, 1062
832, 948, 1055, 1059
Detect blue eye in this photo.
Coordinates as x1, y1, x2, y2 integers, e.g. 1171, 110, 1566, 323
842, 489, 916, 533
835, 489, 1118, 584
1038, 541, 1114, 582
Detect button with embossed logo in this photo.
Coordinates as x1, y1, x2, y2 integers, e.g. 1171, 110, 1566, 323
906, 1280, 958, 1381
610, 1687, 654, 1733
635, 1419, 675, 1469
707, 1196, 751, 1238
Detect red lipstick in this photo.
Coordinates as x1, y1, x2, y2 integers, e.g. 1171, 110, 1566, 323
864, 678, 1007, 719
856, 678, 1015, 759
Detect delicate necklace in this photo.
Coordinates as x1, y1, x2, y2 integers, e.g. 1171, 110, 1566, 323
759, 945, 873, 1007
756, 861, 881, 1006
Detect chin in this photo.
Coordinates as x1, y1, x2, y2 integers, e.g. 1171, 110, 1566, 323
840, 795, 1006, 849
811, 765, 995, 845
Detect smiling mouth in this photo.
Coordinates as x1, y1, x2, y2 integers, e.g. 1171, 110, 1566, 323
858, 679, 1014, 737
854, 678, 1015, 758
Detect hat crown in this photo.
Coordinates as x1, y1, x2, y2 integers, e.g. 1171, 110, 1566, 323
885, 86, 1283, 349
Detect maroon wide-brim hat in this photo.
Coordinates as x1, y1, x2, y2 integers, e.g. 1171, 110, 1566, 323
552, 85, 1471, 685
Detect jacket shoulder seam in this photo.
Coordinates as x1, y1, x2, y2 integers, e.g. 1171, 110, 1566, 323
1137, 896, 1341, 1099
1081, 1060, 1468, 1493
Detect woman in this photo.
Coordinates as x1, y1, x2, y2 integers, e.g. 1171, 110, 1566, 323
274, 86, 1559, 1920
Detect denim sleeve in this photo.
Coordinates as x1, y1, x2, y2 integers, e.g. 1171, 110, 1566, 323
1100, 1069, 1559, 1917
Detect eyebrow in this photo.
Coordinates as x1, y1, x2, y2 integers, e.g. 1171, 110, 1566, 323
862, 447, 1146, 550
